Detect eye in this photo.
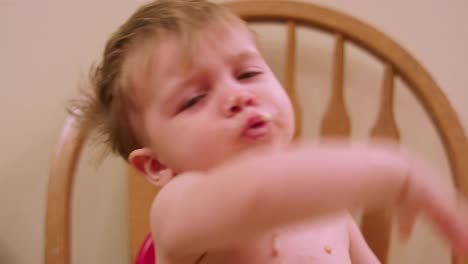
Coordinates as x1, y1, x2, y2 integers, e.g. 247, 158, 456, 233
238, 71, 262, 80
179, 94, 206, 112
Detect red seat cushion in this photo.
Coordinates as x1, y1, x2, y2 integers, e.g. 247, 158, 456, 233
135, 233, 155, 264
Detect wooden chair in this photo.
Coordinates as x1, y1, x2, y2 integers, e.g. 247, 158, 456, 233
45, 0, 468, 263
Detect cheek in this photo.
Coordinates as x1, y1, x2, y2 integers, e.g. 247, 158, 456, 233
267, 83, 295, 120
280, 97, 296, 138
266, 84, 296, 137
157, 116, 230, 171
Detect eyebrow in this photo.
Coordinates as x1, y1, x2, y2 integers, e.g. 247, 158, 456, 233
160, 49, 262, 110
159, 76, 195, 113
228, 49, 262, 65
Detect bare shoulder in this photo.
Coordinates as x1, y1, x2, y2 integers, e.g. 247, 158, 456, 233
149, 172, 204, 258
151, 172, 203, 214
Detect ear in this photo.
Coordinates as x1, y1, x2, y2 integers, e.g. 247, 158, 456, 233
128, 148, 174, 187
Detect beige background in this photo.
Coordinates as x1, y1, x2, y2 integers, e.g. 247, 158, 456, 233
1, 0, 466, 263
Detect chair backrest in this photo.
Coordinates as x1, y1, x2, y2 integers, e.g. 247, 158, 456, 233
45, 1, 468, 264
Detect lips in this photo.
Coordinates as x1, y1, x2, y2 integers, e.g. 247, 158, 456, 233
242, 114, 271, 139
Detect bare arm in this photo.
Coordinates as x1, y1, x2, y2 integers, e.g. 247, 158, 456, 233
151, 141, 468, 260
152, 142, 408, 256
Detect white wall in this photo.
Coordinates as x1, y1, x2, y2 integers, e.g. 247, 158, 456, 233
1, 0, 466, 263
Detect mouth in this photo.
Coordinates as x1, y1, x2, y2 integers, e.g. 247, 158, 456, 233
242, 113, 272, 139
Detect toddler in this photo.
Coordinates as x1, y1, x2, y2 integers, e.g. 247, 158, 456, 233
76, 1, 468, 263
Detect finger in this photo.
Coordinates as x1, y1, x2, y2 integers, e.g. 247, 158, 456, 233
425, 193, 468, 253
397, 206, 416, 241
455, 195, 468, 253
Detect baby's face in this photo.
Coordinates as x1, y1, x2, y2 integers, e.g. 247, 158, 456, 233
131, 24, 295, 173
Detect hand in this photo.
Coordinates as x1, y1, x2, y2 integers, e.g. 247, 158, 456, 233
396, 155, 468, 257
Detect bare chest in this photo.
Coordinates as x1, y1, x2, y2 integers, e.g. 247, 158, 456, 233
199, 218, 350, 264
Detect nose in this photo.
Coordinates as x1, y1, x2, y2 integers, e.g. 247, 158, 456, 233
222, 90, 256, 117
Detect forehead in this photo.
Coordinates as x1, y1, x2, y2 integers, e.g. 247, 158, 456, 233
128, 23, 259, 104
156, 23, 258, 76
189, 23, 258, 58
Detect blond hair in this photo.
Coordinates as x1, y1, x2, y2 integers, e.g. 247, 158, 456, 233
73, 0, 245, 160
